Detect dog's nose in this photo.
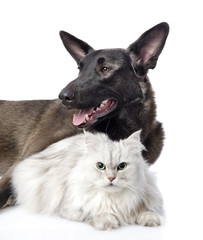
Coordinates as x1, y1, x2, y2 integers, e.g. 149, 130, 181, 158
59, 89, 75, 102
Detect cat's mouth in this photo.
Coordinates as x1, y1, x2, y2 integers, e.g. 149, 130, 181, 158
73, 99, 117, 128
105, 183, 121, 193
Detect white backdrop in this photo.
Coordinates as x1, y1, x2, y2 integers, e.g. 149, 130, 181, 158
0, 1, 203, 239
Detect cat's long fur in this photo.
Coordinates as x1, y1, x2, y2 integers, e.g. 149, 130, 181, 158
12, 131, 163, 230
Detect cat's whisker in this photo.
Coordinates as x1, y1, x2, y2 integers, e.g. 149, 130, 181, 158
12, 131, 163, 229
124, 182, 147, 195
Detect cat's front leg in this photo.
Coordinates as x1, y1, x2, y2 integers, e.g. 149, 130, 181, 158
136, 211, 162, 227
91, 213, 120, 230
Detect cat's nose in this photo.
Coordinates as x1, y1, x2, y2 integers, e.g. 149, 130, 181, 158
108, 177, 116, 182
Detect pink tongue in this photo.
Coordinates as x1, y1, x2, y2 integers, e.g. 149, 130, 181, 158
73, 108, 94, 126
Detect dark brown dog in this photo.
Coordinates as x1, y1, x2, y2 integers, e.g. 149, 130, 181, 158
0, 22, 169, 208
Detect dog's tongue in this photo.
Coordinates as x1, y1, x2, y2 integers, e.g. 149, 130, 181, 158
73, 108, 94, 126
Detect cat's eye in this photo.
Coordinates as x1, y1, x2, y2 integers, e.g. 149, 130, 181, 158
96, 162, 106, 170
117, 162, 127, 170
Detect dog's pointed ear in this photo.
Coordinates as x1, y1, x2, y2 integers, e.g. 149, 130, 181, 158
127, 22, 169, 75
60, 31, 94, 64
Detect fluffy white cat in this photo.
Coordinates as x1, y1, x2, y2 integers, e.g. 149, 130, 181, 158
12, 130, 163, 230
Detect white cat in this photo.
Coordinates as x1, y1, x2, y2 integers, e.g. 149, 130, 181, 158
12, 130, 163, 230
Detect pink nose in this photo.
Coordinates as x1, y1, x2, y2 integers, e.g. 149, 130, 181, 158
108, 177, 115, 182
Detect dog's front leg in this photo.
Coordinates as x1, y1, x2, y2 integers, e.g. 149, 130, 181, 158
0, 163, 17, 208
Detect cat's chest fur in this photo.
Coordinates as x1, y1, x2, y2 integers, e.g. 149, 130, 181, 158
58, 152, 144, 226
60, 181, 140, 225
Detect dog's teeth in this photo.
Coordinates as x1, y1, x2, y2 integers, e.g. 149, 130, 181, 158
100, 103, 105, 108
85, 115, 89, 121
96, 107, 100, 112
102, 100, 108, 105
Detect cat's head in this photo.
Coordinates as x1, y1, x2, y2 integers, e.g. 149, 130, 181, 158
80, 130, 146, 193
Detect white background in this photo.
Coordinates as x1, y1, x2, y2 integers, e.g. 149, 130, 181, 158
0, 0, 203, 239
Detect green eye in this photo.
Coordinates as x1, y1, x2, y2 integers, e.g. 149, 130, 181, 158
96, 162, 106, 170
117, 162, 127, 170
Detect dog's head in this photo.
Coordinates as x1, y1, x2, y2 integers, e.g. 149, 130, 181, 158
59, 22, 169, 128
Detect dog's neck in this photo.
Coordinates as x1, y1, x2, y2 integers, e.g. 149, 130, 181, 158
88, 107, 141, 141
88, 75, 155, 142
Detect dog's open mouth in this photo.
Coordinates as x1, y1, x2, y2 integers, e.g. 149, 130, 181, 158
73, 99, 117, 128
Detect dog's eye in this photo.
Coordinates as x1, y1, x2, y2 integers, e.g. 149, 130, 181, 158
100, 66, 111, 73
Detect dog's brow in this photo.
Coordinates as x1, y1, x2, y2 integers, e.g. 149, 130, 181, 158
98, 57, 105, 64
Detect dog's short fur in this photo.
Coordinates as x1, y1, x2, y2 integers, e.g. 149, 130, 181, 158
0, 22, 169, 208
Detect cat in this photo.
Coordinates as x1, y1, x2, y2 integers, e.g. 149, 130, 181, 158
11, 130, 163, 230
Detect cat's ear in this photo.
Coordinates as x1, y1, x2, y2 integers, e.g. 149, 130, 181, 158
124, 130, 145, 152
127, 130, 142, 142
83, 131, 101, 151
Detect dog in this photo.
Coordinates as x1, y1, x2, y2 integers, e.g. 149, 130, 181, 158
58, 22, 169, 161
0, 22, 169, 208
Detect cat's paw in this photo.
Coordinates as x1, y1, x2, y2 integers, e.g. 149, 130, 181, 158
91, 213, 120, 230
136, 211, 162, 227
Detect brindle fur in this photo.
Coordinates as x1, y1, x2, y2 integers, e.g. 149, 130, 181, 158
0, 100, 81, 207
0, 22, 169, 208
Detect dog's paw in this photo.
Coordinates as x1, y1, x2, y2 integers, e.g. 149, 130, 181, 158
91, 213, 120, 230
136, 211, 162, 227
